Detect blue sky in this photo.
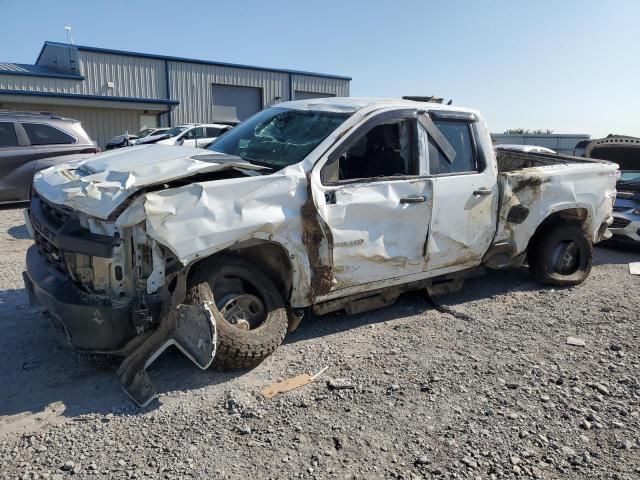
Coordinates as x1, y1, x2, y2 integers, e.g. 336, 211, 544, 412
1, 0, 638, 137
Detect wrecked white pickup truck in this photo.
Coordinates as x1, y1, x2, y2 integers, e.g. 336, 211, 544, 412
24, 98, 618, 405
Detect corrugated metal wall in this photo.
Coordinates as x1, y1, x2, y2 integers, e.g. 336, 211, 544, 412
79, 51, 167, 99
0, 74, 84, 93
0, 43, 351, 147
0, 50, 166, 100
291, 74, 349, 97
168, 63, 350, 125
0, 101, 143, 148
491, 134, 591, 155
168, 62, 289, 125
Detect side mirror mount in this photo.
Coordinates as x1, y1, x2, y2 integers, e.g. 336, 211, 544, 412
321, 152, 344, 184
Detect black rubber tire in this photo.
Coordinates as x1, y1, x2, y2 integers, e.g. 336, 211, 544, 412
528, 223, 593, 286
187, 256, 288, 370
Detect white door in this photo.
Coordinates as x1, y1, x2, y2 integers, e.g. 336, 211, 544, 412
420, 111, 498, 273
313, 110, 433, 292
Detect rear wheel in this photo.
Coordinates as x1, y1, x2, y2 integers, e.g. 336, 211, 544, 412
187, 257, 288, 369
528, 223, 593, 286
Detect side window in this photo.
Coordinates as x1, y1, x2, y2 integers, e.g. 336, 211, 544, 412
0, 122, 19, 147
186, 127, 205, 139
428, 120, 477, 175
22, 123, 76, 146
332, 118, 416, 182
205, 127, 225, 137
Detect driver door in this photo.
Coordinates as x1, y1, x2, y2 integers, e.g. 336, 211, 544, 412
311, 109, 433, 293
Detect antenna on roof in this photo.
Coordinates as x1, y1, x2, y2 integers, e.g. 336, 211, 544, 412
64, 25, 74, 45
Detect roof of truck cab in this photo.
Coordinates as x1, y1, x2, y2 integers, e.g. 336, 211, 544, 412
279, 97, 477, 114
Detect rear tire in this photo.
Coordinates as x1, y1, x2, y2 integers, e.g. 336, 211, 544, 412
528, 223, 593, 286
187, 257, 288, 369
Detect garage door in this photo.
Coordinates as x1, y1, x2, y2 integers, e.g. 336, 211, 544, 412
294, 91, 336, 100
212, 84, 262, 123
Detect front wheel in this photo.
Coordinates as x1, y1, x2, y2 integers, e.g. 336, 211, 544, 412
187, 257, 288, 369
528, 223, 593, 286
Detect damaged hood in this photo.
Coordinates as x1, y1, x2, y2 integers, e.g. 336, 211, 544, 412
32, 145, 266, 219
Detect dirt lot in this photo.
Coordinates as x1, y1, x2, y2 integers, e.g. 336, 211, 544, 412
1, 207, 639, 480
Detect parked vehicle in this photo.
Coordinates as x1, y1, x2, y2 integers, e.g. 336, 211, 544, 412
495, 144, 557, 154
105, 127, 170, 150
581, 135, 640, 244
0, 111, 99, 206
136, 123, 233, 148
23, 98, 617, 405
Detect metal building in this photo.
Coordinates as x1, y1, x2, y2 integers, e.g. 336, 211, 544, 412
491, 133, 590, 155
0, 41, 351, 147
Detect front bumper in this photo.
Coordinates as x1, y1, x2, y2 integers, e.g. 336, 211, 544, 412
23, 245, 137, 352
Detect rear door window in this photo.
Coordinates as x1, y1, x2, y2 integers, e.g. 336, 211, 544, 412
22, 123, 76, 146
186, 127, 205, 139
0, 122, 19, 147
428, 120, 477, 174
206, 127, 226, 137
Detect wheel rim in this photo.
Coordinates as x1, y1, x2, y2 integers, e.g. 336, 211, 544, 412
216, 293, 266, 330
551, 240, 580, 275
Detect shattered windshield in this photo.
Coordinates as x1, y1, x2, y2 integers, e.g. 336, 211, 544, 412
207, 107, 351, 169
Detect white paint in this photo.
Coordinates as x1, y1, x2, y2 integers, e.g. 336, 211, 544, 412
32, 98, 618, 309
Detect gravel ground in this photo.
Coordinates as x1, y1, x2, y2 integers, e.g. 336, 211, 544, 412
1, 207, 639, 480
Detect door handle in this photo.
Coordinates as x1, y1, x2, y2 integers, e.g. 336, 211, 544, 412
473, 187, 492, 196
400, 195, 426, 204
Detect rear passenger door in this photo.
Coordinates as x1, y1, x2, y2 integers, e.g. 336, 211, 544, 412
421, 111, 498, 273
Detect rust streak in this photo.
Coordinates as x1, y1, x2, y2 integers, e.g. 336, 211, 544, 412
300, 175, 334, 302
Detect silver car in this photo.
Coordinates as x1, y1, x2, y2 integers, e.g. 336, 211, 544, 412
610, 171, 640, 244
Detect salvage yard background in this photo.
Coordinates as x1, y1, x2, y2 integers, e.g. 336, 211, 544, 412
1, 207, 639, 479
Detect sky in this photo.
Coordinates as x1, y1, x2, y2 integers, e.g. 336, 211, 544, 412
1, 0, 639, 138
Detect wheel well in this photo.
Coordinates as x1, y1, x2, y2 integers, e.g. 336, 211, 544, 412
188, 240, 294, 304
527, 208, 590, 256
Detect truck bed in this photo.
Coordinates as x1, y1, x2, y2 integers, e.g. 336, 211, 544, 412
492, 149, 617, 261
495, 149, 600, 172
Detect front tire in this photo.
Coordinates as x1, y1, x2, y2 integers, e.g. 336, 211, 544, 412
187, 257, 288, 369
528, 223, 593, 286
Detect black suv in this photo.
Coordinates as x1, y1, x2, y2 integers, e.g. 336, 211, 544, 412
0, 111, 99, 206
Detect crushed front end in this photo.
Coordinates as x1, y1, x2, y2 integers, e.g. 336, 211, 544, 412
23, 193, 165, 353
23, 193, 217, 406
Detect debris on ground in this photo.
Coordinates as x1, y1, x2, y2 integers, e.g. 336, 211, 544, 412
261, 366, 327, 399
566, 336, 586, 347
629, 262, 640, 275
